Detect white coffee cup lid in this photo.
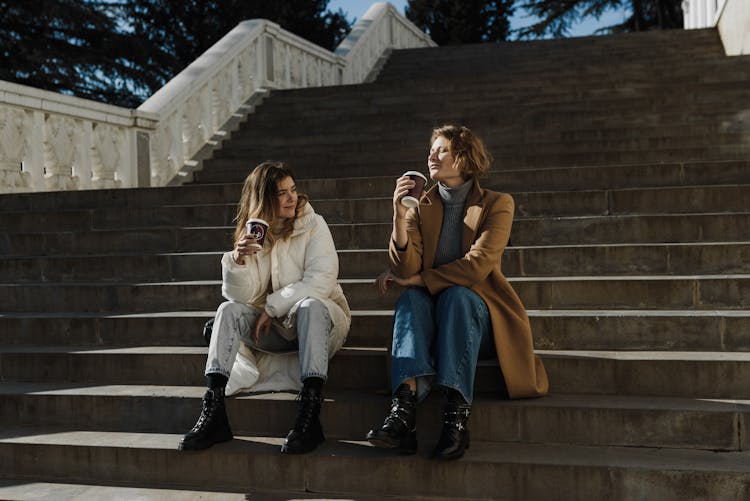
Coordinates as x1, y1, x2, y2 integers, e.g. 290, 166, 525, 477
246, 218, 268, 226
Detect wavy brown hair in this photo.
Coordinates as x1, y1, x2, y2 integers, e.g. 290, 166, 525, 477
232, 161, 308, 248
431, 125, 492, 179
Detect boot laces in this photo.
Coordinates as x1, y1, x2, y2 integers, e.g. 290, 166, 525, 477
293, 391, 321, 433
384, 394, 413, 431
191, 391, 218, 432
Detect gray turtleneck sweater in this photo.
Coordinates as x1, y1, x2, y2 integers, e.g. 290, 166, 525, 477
433, 179, 473, 267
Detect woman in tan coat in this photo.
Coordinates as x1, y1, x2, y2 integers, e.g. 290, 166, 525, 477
366, 125, 548, 460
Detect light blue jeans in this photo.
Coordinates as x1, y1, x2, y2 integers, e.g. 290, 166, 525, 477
391, 286, 494, 404
206, 298, 332, 382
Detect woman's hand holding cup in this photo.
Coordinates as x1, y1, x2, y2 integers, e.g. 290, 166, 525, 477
234, 234, 261, 264
235, 218, 268, 264
393, 171, 427, 219
393, 175, 414, 219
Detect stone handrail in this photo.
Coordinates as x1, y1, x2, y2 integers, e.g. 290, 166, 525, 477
683, 0, 725, 29
0, 2, 434, 193
683, 0, 749, 55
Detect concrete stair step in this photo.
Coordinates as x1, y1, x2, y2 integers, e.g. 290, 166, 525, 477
251, 80, 750, 107
2, 274, 750, 312
379, 61, 750, 83
211, 135, 747, 162
3, 346, 750, 398
226, 119, 743, 148
3, 211, 748, 256
1, 384, 745, 451
2, 160, 750, 214
4, 184, 750, 233
247, 87, 750, 116
0, 345, 387, 391
511, 212, 750, 245
344, 275, 750, 310
200, 147, 749, 179
4, 242, 750, 282
0, 481, 251, 501
231, 107, 745, 136
381, 54, 750, 78
507, 242, 750, 277
226, 122, 736, 149
250, 91, 750, 125
3, 309, 750, 352
1, 428, 748, 499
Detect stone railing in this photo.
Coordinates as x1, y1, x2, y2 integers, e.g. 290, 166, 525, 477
683, 0, 749, 55
683, 0, 725, 29
0, 2, 434, 193
0, 81, 157, 192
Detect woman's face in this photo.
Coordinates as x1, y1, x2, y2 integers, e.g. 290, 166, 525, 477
428, 135, 463, 187
275, 176, 298, 220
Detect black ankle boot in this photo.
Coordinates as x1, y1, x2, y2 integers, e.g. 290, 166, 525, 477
432, 391, 471, 460
178, 387, 233, 451
366, 384, 417, 454
281, 385, 325, 454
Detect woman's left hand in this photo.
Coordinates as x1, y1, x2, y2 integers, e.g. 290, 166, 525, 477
374, 270, 424, 296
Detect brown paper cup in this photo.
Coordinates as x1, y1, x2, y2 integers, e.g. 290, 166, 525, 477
400, 171, 427, 208
246, 218, 269, 249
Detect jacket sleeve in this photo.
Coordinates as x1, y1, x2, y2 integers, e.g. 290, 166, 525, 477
221, 250, 265, 304
421, 193, 514, 295
265, 215, 339, 318
388, 207, 424, 278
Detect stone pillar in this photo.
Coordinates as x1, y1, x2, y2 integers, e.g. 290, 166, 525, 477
43, 115, 80, 191
0, 107, 32, 192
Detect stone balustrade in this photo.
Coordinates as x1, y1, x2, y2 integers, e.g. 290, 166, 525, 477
0, 2, 434, 193
683, 0, 725, 29
683, 0, 749, 55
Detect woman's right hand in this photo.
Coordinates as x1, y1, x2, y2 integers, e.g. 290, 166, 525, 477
233, 234, 261, 265
393, 175, 415, 220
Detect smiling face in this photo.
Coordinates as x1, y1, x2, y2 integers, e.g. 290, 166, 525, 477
427, 135, 464, 187
275, 176, 298, 220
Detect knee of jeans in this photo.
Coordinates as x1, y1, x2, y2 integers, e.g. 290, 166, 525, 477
437, 286, 476, 309
396, 287, 431, 310
216, 301, 246, 318
297, 297, 327, 317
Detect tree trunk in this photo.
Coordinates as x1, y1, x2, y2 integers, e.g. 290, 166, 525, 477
631, 0, 645, 31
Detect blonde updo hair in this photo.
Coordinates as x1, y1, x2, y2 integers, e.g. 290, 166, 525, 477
431, 125, 492, 179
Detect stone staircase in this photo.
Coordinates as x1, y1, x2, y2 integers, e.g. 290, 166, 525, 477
1, 27, 750, 499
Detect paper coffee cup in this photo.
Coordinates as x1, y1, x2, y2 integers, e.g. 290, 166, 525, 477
400, 171, 427, 208
245, 218, 269, 249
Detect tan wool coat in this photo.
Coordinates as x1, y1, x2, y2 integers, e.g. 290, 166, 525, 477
389, 180, 549, 399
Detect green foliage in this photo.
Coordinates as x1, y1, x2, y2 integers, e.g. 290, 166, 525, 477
406, 0, 515, 44
516, 0, 684, 39
121, 0, 351, 93
0, 0, 159, 107
0, 0, 351, 107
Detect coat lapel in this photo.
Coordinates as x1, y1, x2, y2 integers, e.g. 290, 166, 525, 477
419, 187, 442, 270
462, 181, 484, 254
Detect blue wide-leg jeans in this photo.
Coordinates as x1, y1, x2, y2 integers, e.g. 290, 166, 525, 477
391, 286, 494, 404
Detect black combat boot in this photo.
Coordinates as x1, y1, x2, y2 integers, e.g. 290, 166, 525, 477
366, 383, 417, 454
431, 389, 470, 460
178, 387, 233, 451
281, 384, 325, 454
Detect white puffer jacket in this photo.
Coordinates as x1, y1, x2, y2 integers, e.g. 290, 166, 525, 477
220, 202, 351, 393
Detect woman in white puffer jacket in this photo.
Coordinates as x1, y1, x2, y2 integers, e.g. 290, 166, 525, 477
179, 161, 351, 455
